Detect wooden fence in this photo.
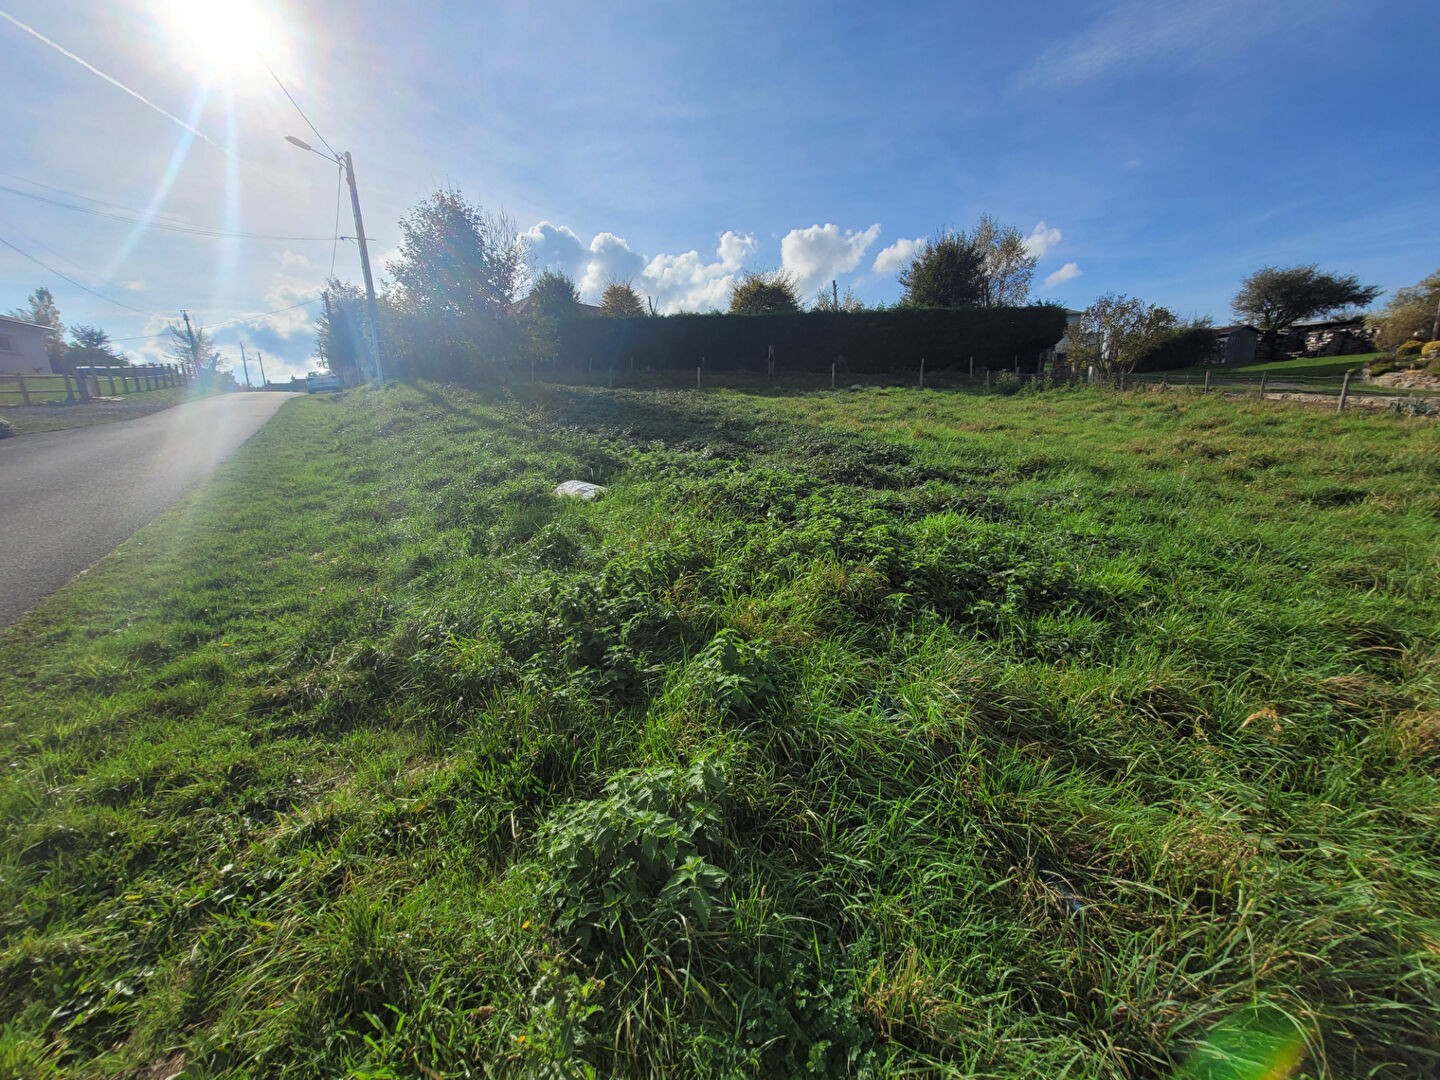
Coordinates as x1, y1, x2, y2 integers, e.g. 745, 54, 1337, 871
0, 364, 187, 406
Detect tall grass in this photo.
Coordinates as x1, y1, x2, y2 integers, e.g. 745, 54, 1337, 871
0, 382, 1436, 1077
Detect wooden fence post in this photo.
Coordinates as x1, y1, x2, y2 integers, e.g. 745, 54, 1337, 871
1203, 370, 1211, 394
918, 357, 925, 389
75, 368, 91, 402
968, 355, 974, 379
831, 362, 836, 389
984, 369, 990, 389
1337, 370, 1351, 413
1259, 372, 1267, 398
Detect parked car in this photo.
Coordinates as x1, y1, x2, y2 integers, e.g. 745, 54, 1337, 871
306, 371, 341, 393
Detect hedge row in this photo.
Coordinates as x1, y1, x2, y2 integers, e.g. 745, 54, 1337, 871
555, 307, 1069, 374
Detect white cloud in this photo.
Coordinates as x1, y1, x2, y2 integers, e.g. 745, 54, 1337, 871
120, 280, 147, 292
279, 251, 312, 270
641, 231, 756, 313
872, 237, 924, 275
579, 232, 647, 300
522, 221, 648, 302
1044, 262, 1083, 289
779, 223, 881, 296
1024, 222, 1062, 259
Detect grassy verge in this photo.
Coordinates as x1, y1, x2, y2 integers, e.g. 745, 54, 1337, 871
1, 383, 1437, 1077
0, 386, 205, 436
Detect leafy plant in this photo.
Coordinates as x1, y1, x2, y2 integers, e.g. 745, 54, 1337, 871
536, 760, 729, 950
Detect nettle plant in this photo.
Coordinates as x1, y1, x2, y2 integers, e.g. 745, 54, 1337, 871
536, 759, 730, 951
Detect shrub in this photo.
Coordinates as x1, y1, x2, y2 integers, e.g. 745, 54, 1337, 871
992, 370, 1022, 395
1386, 395, 1439, 417
1397, 339, 1424, 359
536, 760, 730, 952
1420, 340, 1440, 359
1368, 358, 1401, 376
1426, 356, 1440, 378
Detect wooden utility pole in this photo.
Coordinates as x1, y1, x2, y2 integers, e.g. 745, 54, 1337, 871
182, 310, 200, 381
342, 152, 384, 383
240, 343, 252, 389
256, 351, 268, 389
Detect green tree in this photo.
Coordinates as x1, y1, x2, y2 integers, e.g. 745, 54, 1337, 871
8, 286, 66, 367
598, 280, 647, 318
384, 189, 530, 378
166, 319, 223, 385
729, 270, 801, 315
1066, 293, 1180, 376
387, 190, 528, 317
1367, 269, 1439, 350
65, 325, 127, 371
1232, 265, 1381, 333
527, 270, 583, 320
971, 214, 1037, 307
897, 230, 984, 308
315, 278, 368, 386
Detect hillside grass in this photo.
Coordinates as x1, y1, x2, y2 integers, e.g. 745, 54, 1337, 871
0, 382, 1437, 1078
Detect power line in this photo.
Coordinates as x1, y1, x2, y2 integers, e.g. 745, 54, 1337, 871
0, 231, 159, 316
328, 163, 343, 277
266, 63, 338, 159
0, 182, 340, 242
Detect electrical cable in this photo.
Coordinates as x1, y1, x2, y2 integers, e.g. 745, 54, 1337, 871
0, 232, 158, 316
0, 182, 339, 242
266, 63, 338, 159
328, 163, 343, 277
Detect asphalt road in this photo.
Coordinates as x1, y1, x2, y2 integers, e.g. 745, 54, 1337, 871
0, 393, 299, 627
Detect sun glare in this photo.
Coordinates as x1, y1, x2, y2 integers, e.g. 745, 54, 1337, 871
150, 0, 292, 88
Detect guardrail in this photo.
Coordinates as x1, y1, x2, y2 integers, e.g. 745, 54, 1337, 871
0, 364, 187, 406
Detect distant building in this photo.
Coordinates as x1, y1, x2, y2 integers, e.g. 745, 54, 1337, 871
0, 315, 54, 374
1211, 325, 1260, 365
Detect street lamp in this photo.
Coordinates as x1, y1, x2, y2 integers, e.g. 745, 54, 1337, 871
287, 136, 385, 384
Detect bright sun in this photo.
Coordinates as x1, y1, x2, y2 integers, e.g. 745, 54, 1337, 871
150, 0, 293, 88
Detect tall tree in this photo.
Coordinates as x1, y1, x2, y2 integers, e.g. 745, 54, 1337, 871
729, 270, 801, 315
897, 230, 984, 308
598, 280, 646, 318
166, 319, 222, 384
384, 189, 529, 377
1065, 293, 1180, 376
1367, 268, 1439, 349
8, 286, 66, 366
387, 189, 528, 319
971, 214, 1037, 307
315, 278, 368, 386
66, 325, 126, 371
1232, 265, 1381, 333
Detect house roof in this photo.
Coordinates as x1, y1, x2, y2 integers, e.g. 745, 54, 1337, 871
0, 314, 53, 332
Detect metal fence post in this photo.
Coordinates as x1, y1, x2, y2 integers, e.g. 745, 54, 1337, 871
1337, 370, 1351, 413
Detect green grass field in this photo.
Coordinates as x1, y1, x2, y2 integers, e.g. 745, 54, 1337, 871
0, 386, 199, 435
1225, 354, 1382, 377
1, 383, 1436, 1077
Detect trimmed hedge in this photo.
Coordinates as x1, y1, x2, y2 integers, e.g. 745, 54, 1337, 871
1133, 326, 1217, 372
556, 307, 1069, 374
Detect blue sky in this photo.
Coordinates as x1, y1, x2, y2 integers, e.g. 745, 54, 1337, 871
1, 0, 1436, 380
